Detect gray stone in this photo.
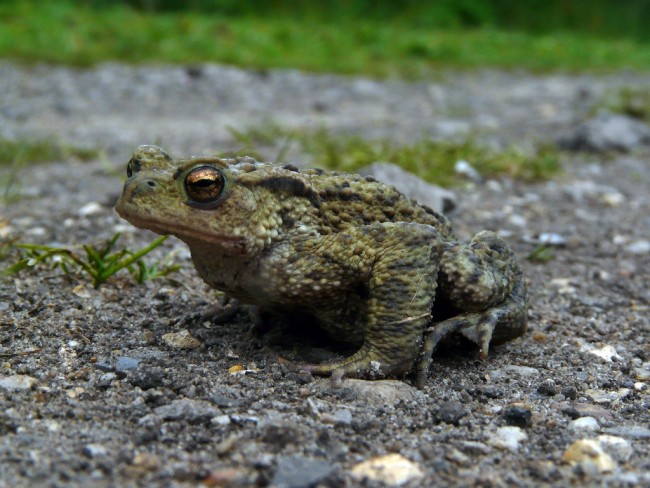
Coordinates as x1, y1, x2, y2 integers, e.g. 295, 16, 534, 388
585, 388, 630, 404
129, 367, 165, 390
602, 424, 650, 439
558, 113, 650, 152
323, 408, 353, 426
359, 162, 457, 214
97, 372, 117, 387
82, 443, 108, 458
154, 399, 220, 423
0, 375, 38, 391
560, 402, 613, 421
625, 239, 650, 254
319, 379, 425, 407
115, 356, 140, 373
434, 401, 468, 426
597, 435, 633, 463
568, 416, 600, 432
271, 456, 334, 488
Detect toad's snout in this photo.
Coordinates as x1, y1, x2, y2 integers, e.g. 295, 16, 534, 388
119, 176, 160, 202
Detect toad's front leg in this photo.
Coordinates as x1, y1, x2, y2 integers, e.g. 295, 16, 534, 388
305, 222, 443, 379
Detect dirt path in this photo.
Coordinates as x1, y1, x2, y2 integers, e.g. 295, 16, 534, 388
1, 63, 649, 487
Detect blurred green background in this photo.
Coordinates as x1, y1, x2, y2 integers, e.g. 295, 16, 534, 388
88, 0, 650, 40
1, 0, 650, 73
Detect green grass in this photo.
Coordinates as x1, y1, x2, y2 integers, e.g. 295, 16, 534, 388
2, 233, 180, 288
596, 86, 650, 121
227, 125, 561, 187
1, 1, 650, 74
0, 137, 100, 166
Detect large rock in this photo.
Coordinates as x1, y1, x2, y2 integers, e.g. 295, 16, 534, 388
359, 162, 457, 214
558, 113, 650, 152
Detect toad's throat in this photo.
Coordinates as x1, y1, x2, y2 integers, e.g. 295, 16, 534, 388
117, 212, 246, 251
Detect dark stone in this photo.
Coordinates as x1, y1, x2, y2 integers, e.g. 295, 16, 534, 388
537, 379, 558, 396
210, 394, 244, 408
434, 401, 468, 426
129, 368, 165, 390
503, 405, 533, 428
560, 386, 578, 400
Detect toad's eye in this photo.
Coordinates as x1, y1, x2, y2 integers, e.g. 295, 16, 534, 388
126, 158, 140, 178
184, 166, 226, 206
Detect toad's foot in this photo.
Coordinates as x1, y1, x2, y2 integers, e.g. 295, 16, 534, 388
304, 312, 432, 382
415, 278, 527, 388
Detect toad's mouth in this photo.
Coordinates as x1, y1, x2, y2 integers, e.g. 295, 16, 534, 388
116, 209, 247, 254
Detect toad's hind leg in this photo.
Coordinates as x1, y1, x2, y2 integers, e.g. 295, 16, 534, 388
415, 231, 527, 388
306, 222, 443, 380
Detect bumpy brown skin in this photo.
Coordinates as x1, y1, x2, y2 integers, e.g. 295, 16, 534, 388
115, 145, 528, 386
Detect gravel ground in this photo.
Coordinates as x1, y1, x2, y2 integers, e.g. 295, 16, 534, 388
1, 63, 649, 487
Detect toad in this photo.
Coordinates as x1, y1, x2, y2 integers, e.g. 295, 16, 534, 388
115, 145, 527, 386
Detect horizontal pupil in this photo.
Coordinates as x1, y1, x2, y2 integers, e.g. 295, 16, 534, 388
195, 179, 216, 188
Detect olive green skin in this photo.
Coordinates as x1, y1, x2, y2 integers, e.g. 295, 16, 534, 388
116, 145, 527, 386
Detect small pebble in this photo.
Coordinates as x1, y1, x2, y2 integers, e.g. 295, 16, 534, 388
323, 409, 353, 426
561, 402, 612, 421
585, 388, 630, 404
211, 415, 231, 426
537, 379, 558, 396
568, 416, 600, 432
587, 345, 621, 362
502, 365, 540, 377
0, 374, 38, 390
97, 372, 117, 387
597, 435, 633, 462
154, 399, 220, 422
272, 456, 334, 488
625, 240, 650, 254
83, 443, 108, 458
454, 160, 482, 181
161, 330, 202, 350
434, 400, 468, 426
602, 424, 650, 439
115, 356, 140, 373
503, 404, 533, 428
488, 426, 528, 452
351, 454, 423, 486
78, 202, 103, 216
538, 232, 566, 246
445, 447, 471, 467
315, 379, 423, 406
561, 439, 615, 474
634, 366, 650, 381
129, 368, 165, 390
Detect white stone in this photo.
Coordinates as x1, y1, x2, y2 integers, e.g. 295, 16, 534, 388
625, 240, 650, 254
78, 202, 103, 216
597, 435, 633, 463
0, 374, 38, 390
587, 345, 622, 362
488, 426, 528, 452
568, 416, 600, 432
351, 454, 423, 486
